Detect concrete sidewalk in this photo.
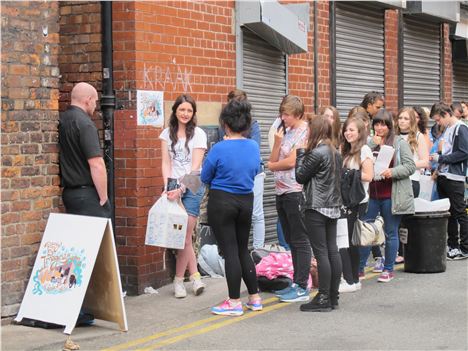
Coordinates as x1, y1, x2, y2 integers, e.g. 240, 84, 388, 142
1, 276, 232, 351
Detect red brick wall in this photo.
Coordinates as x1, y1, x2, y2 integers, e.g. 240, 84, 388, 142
442, 23, 452, 103
384, 9, 399, 114
316, 1, 331, 108
112, 1, 237, 294
58, 1, 102, 126
287, 3, 314, 118
1, 1, 61, 317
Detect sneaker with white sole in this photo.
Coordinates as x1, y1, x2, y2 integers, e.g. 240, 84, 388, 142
338, 278, 357, 293
447, 248, 462, 260
279, 285, 310, 302
190, 272, 205, 296
373, 257, 384, 273
211, 299, 243, 316
377, 270, 395, 283
173, 277, 187, 298
245, 299, 263, 311
355, 281, 362, 290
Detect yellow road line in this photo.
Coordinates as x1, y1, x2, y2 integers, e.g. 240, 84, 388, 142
138, 299, 305, 351
104, 264, 405, 351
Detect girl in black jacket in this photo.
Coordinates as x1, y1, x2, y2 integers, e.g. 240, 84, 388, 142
295, 115, 343, 312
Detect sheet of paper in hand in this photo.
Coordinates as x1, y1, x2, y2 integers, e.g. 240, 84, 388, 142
374, 145, 395, 177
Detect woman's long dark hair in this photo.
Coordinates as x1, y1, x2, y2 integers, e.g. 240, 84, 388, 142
341, 117, 367, 167
372, 108, 395, 146
169, 94, 197, 155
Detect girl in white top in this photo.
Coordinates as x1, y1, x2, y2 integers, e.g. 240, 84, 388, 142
395, 107, 430, 197
339, 117, 374, 292
159, 95, 207, 299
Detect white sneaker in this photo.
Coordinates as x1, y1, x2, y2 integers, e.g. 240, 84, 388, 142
190, 272, 205, 296
355, 281, 362, 290
338, 278, 357, 293
174, 277, 187, 298
192, 278, 205, 296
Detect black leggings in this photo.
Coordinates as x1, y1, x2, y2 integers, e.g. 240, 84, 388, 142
304, 210, 342, 296
340, 203, 368, 284
208, 189, 258, 299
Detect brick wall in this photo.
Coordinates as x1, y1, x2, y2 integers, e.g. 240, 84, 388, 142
316, 1, 331, 108
1, 1, 61, 317
112, 1, 237, 294
58, 1, 102, 122
287, 3, 314, 117
384, 9, 399, 114
441, 23, 452, 103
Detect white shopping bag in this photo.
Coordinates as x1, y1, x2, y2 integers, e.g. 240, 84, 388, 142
418, 175, 434, 201
145, 195, 188, 249
336, 218, 349, 249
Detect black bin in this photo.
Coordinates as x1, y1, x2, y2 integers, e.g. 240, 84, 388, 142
401, 211, 450, 273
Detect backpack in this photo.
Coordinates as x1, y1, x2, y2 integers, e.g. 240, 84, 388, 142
341, 168, 365, 208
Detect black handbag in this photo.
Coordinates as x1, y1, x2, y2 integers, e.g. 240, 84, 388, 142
341, 168, 366, 208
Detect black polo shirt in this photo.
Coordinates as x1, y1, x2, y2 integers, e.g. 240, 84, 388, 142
59, 106, 102, 188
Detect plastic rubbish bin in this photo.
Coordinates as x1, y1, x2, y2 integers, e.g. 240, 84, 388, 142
400, 211, 450, 273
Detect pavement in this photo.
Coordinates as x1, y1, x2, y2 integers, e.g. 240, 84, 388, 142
2, 260, 468, 351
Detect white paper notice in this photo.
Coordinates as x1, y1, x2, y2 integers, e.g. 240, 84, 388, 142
374, 145, 395, 176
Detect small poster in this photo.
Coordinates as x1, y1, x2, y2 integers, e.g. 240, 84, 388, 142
137, 90, 164, 127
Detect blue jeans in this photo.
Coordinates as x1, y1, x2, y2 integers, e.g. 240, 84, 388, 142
358, 198, 401, 272
252, 172, 266, 249
277, 219, 290, 250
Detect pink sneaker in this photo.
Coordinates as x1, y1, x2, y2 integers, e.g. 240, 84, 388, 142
358, 272, 366, 281
211, 299, 243, 316
377, 270, 395, 283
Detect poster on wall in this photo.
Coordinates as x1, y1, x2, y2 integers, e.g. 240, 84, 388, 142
137, 90, 164, 127
15, 213, 128, 335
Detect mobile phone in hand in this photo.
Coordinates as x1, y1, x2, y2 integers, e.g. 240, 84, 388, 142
166, 178, 179, 191
277, 120, 286, 134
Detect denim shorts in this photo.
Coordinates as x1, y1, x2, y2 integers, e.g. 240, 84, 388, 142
182, 184, 205, 217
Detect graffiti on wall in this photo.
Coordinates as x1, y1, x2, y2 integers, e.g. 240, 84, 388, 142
144, 63, 193, 92
32, 241, 86, 295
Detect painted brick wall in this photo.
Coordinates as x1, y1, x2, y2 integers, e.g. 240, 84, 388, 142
112, 1, 237, 294
384, 9, 399, 114
1, 1, 61, 317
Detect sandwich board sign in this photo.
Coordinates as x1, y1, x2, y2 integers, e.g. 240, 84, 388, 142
15, 213, 128, 335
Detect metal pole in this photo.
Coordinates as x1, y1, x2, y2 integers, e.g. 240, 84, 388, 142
101, 1, 116, 232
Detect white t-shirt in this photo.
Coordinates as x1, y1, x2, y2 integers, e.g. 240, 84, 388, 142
344, 144, 373, 204
159, 126, 207, 179
401, 132, 422, 181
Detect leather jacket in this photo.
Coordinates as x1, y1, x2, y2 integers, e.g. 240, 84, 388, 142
295, 144, 342, 210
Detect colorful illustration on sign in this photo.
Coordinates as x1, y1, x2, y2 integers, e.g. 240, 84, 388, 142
137, 90, 164, 127
32, 242, 86, 295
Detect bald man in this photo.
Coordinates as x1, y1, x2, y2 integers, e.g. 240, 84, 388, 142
59, 82, 110, 218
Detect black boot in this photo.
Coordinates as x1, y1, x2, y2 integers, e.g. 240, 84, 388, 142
330, 292, 339, 310
300, 292, 332, 312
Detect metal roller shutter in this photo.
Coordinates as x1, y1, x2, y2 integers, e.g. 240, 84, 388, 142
242, 29, 287, 244
403, 18, 441, 107
335, 2, 385, 118
453, 61, 468, 102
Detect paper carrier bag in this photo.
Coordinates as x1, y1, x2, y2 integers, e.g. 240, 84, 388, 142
145, 195, 188, 249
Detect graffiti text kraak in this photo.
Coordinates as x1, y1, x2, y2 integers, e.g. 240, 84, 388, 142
144, 63, 193, 92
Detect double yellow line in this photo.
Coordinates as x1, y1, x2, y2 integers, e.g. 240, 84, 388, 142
103, 265, 404, 351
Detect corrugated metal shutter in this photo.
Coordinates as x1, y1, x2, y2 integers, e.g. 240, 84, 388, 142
453, 61, 468, 102
403, 18, 441, 107
242, 29, 287, 244
335, 2, 385, 118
